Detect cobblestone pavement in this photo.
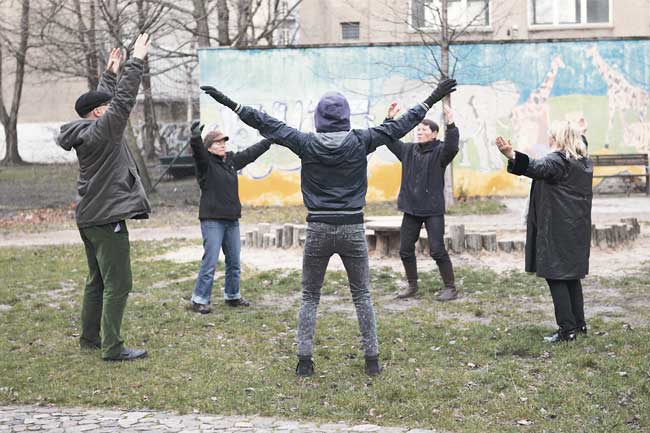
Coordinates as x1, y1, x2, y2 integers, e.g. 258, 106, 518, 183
0, 405, 441, 433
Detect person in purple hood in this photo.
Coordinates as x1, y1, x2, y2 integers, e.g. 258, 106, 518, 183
200, 80, 456, 377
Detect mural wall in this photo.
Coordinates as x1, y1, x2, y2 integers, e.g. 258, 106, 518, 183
199, 39, 650, 205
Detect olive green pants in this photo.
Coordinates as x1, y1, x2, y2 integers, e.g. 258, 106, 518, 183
79, 221, 132, 359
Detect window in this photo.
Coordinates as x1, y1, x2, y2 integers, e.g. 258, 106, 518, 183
530, 0, 610, 26
341, 22, 360, 40
412, 0, 490, 29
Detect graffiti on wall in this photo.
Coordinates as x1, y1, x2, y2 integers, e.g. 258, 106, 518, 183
198, 40, 650, 204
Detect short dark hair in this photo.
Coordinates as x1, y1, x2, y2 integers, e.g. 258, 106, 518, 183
420, 119, 439, 133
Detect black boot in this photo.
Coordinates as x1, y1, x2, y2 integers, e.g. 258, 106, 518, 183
364, 355, 382, 377
295, 356, 314, 377
396, 259, 418, 299
436, 259, 459, 302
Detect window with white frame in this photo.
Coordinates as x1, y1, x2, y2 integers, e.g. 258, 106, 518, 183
530, 0, 610, 26
412, 0, 490, 29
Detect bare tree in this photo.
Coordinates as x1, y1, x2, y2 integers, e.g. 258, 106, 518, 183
0, 0, 30, 165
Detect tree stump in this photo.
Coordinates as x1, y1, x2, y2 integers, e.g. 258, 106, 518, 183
366, 232, 377, 252
375, 234, 390, 257
621, 218, 640, 237
481, 232, 497, 252
497, 240, 514, 253
444, 236, 452, 252
512, 240, 525, 252
293, 225, 306, 249
283, 224, 294, 249
240, 236, 247, 247
274, 227, 284, 248
253, 230, 262, 248
465, 233, 483, 253
449, 225, 465, 254
263, 233, 272, 248
245, 230, 254, 248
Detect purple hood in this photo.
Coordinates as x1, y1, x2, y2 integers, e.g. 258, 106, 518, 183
314, 92, 351, 133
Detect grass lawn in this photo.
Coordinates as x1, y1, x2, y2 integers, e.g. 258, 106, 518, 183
0, 240, 648, 432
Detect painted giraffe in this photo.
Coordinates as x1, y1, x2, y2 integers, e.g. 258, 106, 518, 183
510, 55, 565, 156
586, 45, 650, 145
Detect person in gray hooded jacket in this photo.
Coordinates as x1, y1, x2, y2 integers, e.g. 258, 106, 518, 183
200, 79, 456, 376
56, 34, 152, 362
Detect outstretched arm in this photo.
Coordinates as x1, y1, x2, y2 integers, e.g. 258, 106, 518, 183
96, 48, 122, 95
201, 86, 308, 157
188, 121, 209, 175
382, 102, 406, 160
495, 136, 566, 181
364, 78, 457, 152
88, 34, 150, 146
232, 138, 273, 170
440, 105, 459, 167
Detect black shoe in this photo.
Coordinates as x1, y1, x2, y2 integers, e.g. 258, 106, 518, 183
295, 356, 314, 377
225, 298, 251, 307
365, 356, 382, 377
103, 348, 148, 362
80, 339, 101, 350
191, 302, 212, 314
544, 329, 576, 343
577, 324, 588, 335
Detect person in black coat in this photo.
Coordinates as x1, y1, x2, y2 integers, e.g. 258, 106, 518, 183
384, 103, 460, 301
188, 121, 272, 314
495, 122, 593, 342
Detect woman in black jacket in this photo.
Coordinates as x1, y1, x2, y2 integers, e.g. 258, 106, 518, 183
188, 122, 272, 314
496, 122, 593, 342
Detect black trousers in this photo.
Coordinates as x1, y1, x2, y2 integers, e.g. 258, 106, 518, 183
399, 213, 450, 263
546, 279, 585, 332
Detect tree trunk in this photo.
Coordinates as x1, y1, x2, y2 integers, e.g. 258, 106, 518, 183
440, 0, 454, 208
1, 124, 24, 166
216, 0, 231, 45
141, 58, 158, 160
193, 0, 212, 47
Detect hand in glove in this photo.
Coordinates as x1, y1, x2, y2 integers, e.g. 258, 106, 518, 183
424, 78, 457, 108
200, 86, 239, 111
190, 120, 204, 139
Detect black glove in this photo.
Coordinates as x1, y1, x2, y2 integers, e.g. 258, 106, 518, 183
200, 86, 239, 111
190, 121, 204, 139
423, 78, 457, 108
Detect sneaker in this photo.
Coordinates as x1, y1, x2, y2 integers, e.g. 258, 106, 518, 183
364, 356, 382, 377
190, 302, 212, 314
225, 298, 251, 307
296, 357, 314, 377
576, 324, 588, 335
103, 347, 148, 362
543, 329, 576, 343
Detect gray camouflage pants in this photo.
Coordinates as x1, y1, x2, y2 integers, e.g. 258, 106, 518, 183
297, 222, 379, 358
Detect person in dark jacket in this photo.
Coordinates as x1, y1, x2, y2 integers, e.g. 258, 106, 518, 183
385, 103, 460, 301
200, 79, 457, 376
188, 122, 272, 314
495, 122, 593, 342
56, 35, 152, 362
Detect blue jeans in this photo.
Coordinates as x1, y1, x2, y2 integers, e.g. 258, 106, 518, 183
192, 219, 241, 304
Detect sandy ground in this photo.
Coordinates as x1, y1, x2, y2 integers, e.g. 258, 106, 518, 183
3, 196, 649, 278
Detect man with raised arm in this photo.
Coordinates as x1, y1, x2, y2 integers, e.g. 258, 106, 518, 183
201, 79, 456, 376
56, 34, 152, 362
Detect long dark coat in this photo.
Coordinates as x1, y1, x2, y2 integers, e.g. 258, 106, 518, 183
508, 150, 593, 280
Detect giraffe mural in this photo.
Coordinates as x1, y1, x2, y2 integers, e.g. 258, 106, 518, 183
586, 45, 650, 146
510, 55, 565, 156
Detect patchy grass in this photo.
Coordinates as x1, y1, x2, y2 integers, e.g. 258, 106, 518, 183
447, 197, 507, 215
1, 241, 649, 432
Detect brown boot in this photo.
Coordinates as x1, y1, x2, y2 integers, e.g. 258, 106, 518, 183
435, 259, 459, 302
396, 259, 418, 299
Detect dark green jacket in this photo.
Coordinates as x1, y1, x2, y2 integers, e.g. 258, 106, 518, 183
56, 58, 151, 228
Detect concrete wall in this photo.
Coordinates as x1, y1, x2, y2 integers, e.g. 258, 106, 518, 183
199, 39, 650, 204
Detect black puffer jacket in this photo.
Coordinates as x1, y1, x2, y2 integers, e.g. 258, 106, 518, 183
508, 150, 593, 279
189, 135, 271, 220
386, 124, 459, 216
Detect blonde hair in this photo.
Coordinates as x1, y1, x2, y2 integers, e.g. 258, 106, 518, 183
550, 121, 588, 160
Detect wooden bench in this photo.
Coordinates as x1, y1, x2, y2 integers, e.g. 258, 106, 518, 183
592, 153, 649, 195
159, 155, 196, 179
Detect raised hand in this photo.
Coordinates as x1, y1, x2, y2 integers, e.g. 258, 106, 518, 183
132, 33, 151, 60
190, 120, 204, 138
386, 102, 400, 119
432, 78, 457, 103
200, 86, 239, 111
495, 136, 515, 160
106, 48, 122, 74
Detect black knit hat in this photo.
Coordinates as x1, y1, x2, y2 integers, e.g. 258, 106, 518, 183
75, 91, 112, 117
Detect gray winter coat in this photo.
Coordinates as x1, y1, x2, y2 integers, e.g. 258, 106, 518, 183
508, 150, 593, 280
56, 58, 151, 228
